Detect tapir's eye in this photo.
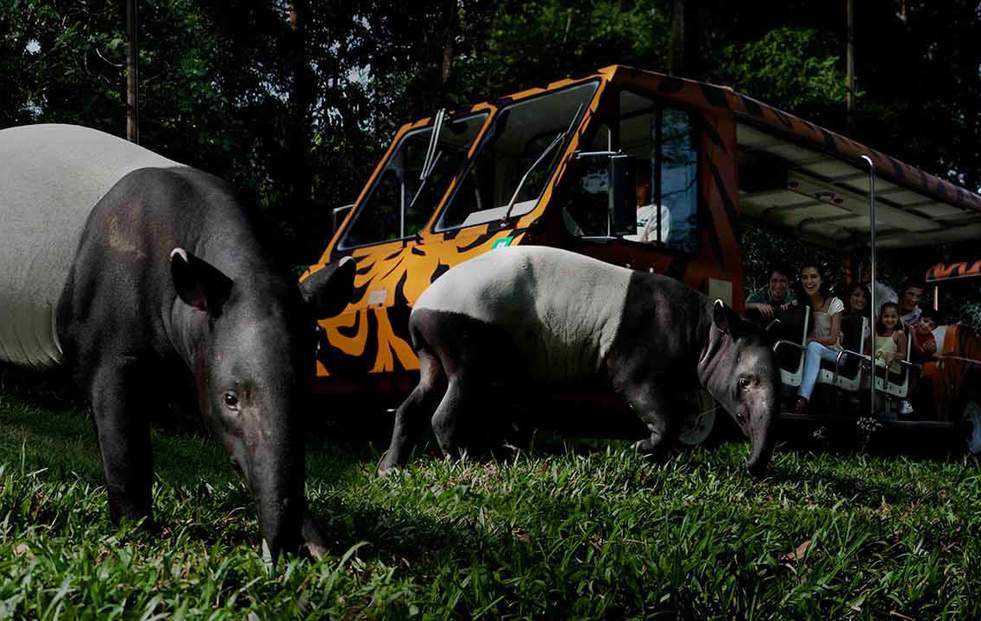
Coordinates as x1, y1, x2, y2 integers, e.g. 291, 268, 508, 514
738, 376, 753, 390
223, 391, 240, 411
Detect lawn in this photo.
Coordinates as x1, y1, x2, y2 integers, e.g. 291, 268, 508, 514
0, 393, 979, 619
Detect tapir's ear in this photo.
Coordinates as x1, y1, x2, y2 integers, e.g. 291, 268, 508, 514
300, 256, 355, 319
712, 299, 740, 335
170, 248, 233, 315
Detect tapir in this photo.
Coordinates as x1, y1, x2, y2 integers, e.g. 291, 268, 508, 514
379, 246, 779, 475
0, 124, 354, 558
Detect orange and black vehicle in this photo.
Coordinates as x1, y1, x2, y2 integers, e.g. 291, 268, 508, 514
302, 65, 981, 433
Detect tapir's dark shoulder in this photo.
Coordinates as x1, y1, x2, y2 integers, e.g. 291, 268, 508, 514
105, 166, 240, 218
614, 271, 712, 356
627, 272, 709, 315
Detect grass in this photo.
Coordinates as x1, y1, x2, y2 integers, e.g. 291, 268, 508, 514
0, 393, 979, 619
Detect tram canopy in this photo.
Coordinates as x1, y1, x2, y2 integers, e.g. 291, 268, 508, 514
732, 106, 981, 251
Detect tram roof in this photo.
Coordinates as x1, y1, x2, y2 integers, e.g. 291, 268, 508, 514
594, 66, 981, 250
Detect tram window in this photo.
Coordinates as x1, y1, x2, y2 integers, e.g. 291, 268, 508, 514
340, 112, 487, 249
436, 81, 598, 231
560, 93, 698, 250
660, 109, 698, 252
618, 91, 698, 252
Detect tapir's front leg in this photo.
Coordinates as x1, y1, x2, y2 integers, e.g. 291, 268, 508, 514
90, 361, 154, 524
618, 381, 677, 460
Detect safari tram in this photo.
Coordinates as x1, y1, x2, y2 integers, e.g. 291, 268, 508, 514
301, 65, 981, 448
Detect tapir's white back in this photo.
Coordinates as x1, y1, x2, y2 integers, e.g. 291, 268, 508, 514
0, 124, 183, 368
414, 246, 633, 379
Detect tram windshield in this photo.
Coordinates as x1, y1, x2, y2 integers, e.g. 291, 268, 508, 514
340, 111, 488, 249
436, 81, 598, 231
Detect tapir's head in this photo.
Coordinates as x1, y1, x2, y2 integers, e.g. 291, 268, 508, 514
698, 301, 779, 476
169, 249, 355, 559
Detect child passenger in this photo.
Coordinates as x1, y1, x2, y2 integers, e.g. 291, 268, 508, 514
911, 308, 940, 363
872, 303, 907, 374
872, 302, 913, 415
794, 262, 845, 413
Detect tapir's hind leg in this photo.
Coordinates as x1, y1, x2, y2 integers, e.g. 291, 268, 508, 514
379, 349, 446, 474
89, 361, 154, 524
431, 374, 486, 459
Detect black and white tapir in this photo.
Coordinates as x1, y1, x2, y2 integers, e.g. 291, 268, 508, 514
379, 246, 778, 475
0, 124, 354, 559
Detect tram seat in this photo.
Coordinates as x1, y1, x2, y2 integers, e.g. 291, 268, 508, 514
817, 316, 867, 392
874, 331, 914, 399
771, 306, 810, 388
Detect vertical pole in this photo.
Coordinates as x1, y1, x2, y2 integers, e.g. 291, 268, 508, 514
126, 0, 139, 143
846, 0, 855, 130
670, 0, 686, 76
861, 155, 875, 419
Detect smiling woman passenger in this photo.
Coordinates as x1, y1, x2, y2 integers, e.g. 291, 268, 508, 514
794, 262, 845, 413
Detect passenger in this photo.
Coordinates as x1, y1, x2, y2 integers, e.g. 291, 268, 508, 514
906, 308, 940, 415
872, 302, 913, 415
857, 260, 898, 309
910, 308, 940, 363
897, 280, 926, 327
745, 265, 797, 320
841, 282, 872, 343
842, 282, 870, 316
623, 166, 671, 244
794, 262, 845, 413
872, 303, 907, 374
918, 303, 981, 420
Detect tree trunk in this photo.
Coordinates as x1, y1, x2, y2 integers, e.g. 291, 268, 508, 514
285, 0, 315, 258
669, 0, 700, 78
126, 0, 139, 142
440, 0, 459, 87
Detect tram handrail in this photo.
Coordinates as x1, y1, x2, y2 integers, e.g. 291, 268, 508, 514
841, 350, 922, 371
937, 353, 981, 367
770, 341, 924, 398
772, 339, 803, 354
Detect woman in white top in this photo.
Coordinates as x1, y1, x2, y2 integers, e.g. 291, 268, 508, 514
795, 263, 845, 413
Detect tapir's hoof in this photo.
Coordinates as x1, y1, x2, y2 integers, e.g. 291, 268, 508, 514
301, 512, 328, 560
377, 463, 401, 478
376, 452, 398, 478
633, 438, 670, 462
302, 541, 328, 560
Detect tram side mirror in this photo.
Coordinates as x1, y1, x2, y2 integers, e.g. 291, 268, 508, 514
609, 153, 634, 236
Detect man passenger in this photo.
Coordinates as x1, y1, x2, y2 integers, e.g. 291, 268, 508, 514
745, 265, 797, 319
898, 280, 926, 327
622, 161, 671, 244
857, 260, 898, 311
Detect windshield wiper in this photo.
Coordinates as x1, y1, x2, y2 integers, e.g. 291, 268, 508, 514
501, 132, 565, 220
419, 108, 446, 182
502, 103, 585, 221
408, 150, 443, 211
407, 109, 447, 213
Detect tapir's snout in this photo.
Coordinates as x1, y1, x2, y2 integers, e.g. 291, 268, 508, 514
226, 408, 306, 561
743, 388, 777, 477
258, 492, 304, 560
248, 445, 305, 561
